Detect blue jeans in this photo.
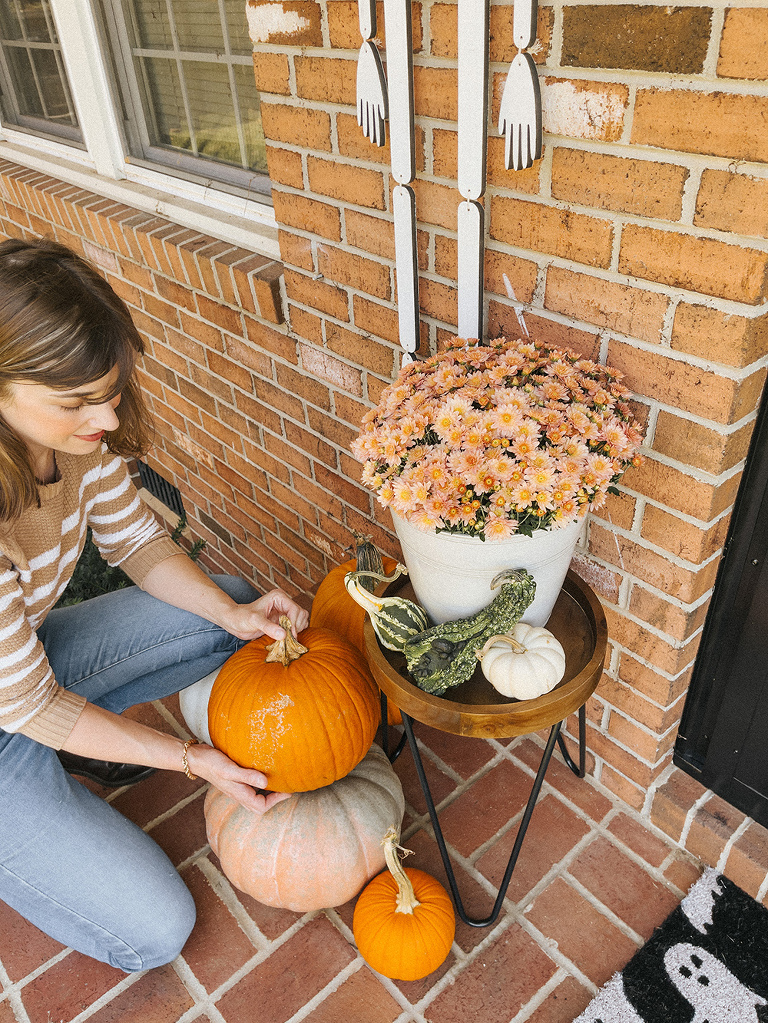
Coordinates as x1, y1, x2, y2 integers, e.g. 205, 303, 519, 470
0, 575, 256, 972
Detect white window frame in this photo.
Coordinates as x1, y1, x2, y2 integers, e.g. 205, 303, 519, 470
0, 0, 278, 259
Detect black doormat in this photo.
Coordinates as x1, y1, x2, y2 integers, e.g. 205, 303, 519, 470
574, 869, 768, 1023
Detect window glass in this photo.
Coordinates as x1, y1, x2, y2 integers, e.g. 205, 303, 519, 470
113, 0, 268, 189
0, 0, 81, 141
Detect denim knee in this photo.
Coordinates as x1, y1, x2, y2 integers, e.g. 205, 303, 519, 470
111, 876, 196, 973
211, 573, 260, 605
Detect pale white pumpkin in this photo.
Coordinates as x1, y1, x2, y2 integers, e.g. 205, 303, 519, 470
204, 743, 405, 911
178, 667, 220, 744
477, 623, 566, 699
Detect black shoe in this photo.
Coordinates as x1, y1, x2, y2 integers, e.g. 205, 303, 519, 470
57, 750, 156, 787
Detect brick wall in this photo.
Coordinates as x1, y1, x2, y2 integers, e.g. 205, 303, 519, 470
247, 0, 768, 862
1, 1, 767, 880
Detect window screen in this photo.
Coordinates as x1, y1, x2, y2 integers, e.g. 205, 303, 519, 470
104, 0, 269, 196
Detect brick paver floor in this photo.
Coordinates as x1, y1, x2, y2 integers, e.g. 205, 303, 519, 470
0, 697, 704, 1023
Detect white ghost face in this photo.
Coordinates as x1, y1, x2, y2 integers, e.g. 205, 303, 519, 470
664, 943, 767, 1023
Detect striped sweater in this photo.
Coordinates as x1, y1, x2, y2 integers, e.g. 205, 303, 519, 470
0, 445, 181, 748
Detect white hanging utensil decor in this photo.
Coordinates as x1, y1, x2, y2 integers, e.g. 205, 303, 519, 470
356, 0, 388, 146
513, 0, 538, 49
383, 0, 419, 358
457, 0, 489, 202
382, 0, 415, 185
392, 184, 419, 354
456, 0, 489, 341
498, 0, 542, 171
457, 200, 484, 340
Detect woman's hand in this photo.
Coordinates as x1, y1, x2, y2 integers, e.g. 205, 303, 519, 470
63, 704, 291, 813
187, 742, 291, 813
222, 588, 309, 642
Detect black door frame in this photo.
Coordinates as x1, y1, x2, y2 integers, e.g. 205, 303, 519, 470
675, 377, 768, 825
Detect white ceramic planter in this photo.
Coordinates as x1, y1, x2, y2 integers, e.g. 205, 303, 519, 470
391, 512, 583, 626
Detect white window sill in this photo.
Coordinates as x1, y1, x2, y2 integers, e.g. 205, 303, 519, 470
0, 137, 280, 261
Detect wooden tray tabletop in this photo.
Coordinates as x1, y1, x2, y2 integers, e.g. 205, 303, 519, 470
363, 569, 608, 739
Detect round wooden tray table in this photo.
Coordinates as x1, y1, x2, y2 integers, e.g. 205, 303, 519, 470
363, 569, 607, 927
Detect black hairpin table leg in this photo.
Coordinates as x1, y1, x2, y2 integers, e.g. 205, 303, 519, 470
400, 710, 582, 927
557, 703, 587, 777
380, 691, 407, 761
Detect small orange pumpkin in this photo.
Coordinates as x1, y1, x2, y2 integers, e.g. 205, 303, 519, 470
208, 617, 379, 793
353, 829, 455, 980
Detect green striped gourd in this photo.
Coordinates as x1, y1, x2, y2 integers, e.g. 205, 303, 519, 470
402, 569, 537, 695
344, 566, 430, 651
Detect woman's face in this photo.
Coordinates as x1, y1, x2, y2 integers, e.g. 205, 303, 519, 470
0, 367, 121, 471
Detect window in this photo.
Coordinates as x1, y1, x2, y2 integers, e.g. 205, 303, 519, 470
102, 0, 269, 197
0, 0, 82, 144
0, 0, 277, 253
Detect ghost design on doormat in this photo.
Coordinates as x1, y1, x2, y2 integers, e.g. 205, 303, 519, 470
664, 943, 767, 1022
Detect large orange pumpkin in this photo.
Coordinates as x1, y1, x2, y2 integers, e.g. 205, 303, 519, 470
208, 619, 380, 793
204, 744, 405, 911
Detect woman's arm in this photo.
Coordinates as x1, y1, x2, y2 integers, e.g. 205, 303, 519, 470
62, 702, 290, 812
140, 552, 309, 640
61, 555, 310, 809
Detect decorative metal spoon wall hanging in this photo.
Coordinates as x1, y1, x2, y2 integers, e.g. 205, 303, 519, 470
356, 0, 388, 146
498, 0, 542, 170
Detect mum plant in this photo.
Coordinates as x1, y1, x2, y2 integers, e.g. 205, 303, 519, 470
352, 336, 644, 539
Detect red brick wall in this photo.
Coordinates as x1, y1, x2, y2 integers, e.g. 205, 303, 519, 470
1, 1, 767, 872
247, 0, 768, 825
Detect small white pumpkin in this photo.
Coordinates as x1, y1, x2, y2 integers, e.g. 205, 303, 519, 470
476, 623, 566, 700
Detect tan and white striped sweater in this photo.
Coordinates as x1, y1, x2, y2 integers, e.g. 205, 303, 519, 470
0, 445, 181, 748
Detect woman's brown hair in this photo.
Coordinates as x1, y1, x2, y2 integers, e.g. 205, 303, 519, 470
0, 237, 153, 521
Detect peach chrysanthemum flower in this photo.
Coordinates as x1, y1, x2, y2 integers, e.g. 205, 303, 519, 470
449, 449, 484, 481
463, 423, 485, 450
411, 508, 442, 531
484, 516, 519, 540
510, 484, 534, 509
585, 453, 616, 483
485, 454, 516, 482
361, 462, 381, 487
512, 437, 536, 459
391, 479, 418, 514
489, 403, 523, 437
534, 489, 556, 510
527, 462, 557, 491
380, 434, 402, 464
376, 483, 395, 508
433, 406, 463, 440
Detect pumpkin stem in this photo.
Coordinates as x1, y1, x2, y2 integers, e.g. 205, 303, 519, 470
265, 615, 309, 665
382, 827, 420, 915
476, 633, 527, 660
